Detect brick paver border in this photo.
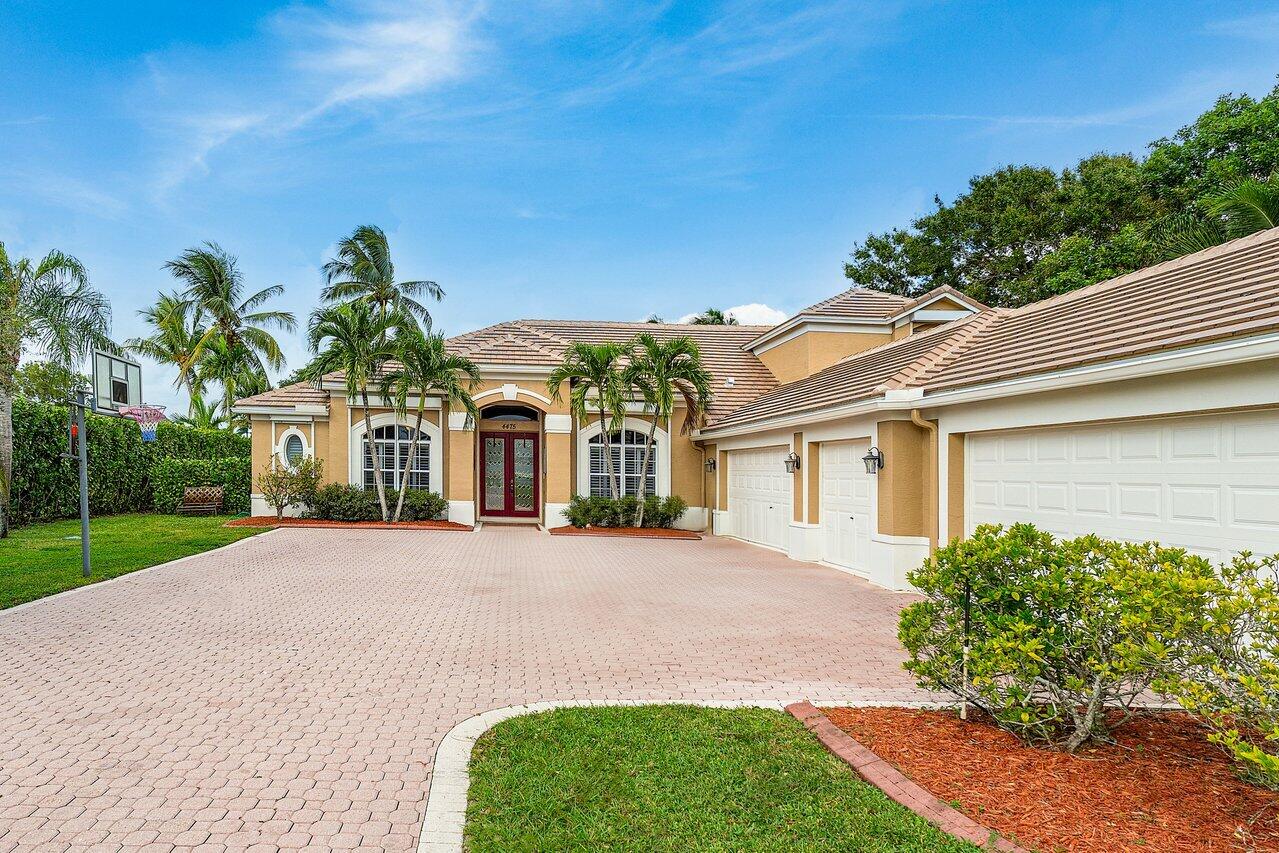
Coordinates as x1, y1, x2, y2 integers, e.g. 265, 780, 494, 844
786, 701, 1030, 853
417, 698, 955, 853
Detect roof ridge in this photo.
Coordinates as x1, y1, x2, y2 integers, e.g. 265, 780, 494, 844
523, 318, 773, 330
879, 309, 1009, 391
510, 320, 576, 355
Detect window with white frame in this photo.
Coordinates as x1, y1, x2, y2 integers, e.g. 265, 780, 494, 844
283, 434, 305, 466
588, 429, 656, 497
362, 425, 430, 491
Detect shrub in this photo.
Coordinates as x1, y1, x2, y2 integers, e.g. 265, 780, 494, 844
397, 489, 449, 522
899, 523, 1220, 752
257, 457, 324, 519
151, 457, 251, 514
308, 483, 382, 522
564, 494, 688, 528
1164, 552, 1279, 788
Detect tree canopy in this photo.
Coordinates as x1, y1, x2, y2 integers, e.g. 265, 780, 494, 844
845, 82, 1279, 307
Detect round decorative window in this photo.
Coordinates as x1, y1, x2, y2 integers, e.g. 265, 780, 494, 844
284, 434, 305, 465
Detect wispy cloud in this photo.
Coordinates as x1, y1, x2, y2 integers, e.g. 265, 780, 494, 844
152, 112, 267, 197
1206, 12, 1279, 41
0, 115, 51, 127
4, 171, 128, 219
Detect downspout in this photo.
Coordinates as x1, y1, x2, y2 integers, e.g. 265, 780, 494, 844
909, 409, 939, 551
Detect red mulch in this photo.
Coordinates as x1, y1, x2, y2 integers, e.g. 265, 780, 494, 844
823, 707, 1279, 853
225, 516, 472, 531
547, 525, 701, 540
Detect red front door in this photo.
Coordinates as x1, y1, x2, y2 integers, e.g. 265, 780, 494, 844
480, 432, 539, 518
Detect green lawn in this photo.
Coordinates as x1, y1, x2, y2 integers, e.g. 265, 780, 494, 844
0, 513, 263, 609
465, 705, 980, 852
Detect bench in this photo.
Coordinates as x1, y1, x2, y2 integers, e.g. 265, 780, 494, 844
177, 485, 223, 516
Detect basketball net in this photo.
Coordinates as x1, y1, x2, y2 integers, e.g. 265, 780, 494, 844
120, 404, 167, 442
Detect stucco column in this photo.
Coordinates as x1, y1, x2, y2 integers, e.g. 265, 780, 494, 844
543, 413, 573, 528
446, 411, 475, 525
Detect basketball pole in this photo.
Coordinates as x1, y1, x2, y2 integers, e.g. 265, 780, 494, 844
76, 389, 90, 578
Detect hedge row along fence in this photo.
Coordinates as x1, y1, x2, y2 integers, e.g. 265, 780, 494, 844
10, 397, 251, 526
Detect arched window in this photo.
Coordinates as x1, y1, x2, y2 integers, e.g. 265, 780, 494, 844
588, 429, 655, 497
363, 425, 430, 491
284, 434, 305, 466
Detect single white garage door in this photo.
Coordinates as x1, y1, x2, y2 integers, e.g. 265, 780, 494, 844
966, 410, 1279, 564
728, 447, 791, 551
820, 440, 873, 573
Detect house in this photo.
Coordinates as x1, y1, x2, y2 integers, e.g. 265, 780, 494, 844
234, 228, 1279, 590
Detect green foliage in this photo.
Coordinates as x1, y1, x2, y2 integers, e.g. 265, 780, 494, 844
899, 523, 1221, 752
846, 82, 1279, 306
307, 483, 447, 522
257, 457, 323, 518
1163, 552, 1279, 788
565, 494, 687, 528
151, 457, 250, 515
13, 361, 89, 404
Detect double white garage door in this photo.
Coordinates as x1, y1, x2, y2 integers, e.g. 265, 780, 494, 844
967, 410, 1279, 564
727, 441, 873, 573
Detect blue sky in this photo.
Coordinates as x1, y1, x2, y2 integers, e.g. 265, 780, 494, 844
3, 0, 1278, 411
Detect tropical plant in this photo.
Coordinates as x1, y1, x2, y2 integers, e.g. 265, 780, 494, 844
899, 523, 1222, 752
380, 324, 480, 522
688, 308, 738, 325
305, 300, 398, 520
258, 456, 323, 519
322, 224, 442, 329
13, 360, 90, 405
622, 334, 711, 526
193, 336, 269, 432
170, 394, 228, 430
547, 342, 629, 500
1151, 176, 1279, 259
164, 242, 295, 426
125, 291, 208, 406
0, 242, 113, 537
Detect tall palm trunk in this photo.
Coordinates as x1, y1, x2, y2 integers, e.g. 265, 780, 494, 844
599, 404, 619, 500
360, 386, 390, 521
392, 403, 427, 523
0, 388, 11, 539
634, 413, 661, 527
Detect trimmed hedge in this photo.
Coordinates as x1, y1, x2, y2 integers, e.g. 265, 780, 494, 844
9, 397, 252, 526
307, 483, 449, 522
564, 494, 688, 529
152, 458, 251, 515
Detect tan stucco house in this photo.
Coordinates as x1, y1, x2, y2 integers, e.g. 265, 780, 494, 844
235, 228, 1279, 590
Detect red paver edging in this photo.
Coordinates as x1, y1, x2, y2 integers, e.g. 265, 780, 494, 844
785, 701, 1030, 853
225, 516, 473, 531
547, 525, 701, 540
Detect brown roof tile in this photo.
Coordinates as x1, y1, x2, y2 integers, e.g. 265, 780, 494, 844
235, 381, 328, 409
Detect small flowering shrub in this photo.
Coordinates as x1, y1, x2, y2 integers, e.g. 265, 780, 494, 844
899, 523, 1220, 752
1163, 552, 1279, 788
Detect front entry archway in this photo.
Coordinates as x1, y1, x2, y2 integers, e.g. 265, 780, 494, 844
478, 403, 542, 520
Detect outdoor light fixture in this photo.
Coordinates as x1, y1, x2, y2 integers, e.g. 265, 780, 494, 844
704, 457, 717, 473
784, 451, 801, 473
862, 446, 885, 475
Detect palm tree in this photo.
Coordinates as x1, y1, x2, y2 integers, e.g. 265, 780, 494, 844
0, 242, 113, 537
1152, 176, 1279, 259
170, 394, 227, 430
306, 301, 398, 520
125, 291, 208, 410
381, 325, 481, 522
165, 242, 295, 426
194, 334, 269, 432
547, 342, 629, 500
322, 225, 442, 330
623, 334, 712, 526
688, 307, 738, 325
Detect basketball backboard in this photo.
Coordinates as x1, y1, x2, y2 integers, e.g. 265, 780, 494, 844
92, 349, 142, 415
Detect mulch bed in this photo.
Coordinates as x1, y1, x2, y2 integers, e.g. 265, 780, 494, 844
823, 707, 1279, 853
547, 525, 701, 540
225, 517, 472, 531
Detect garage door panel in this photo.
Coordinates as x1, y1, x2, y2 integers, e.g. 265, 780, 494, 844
727, 447, 790, 551
820, 441, 872, 573
967, 410, 1279, 565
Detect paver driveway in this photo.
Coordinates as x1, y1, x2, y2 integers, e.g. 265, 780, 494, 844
1, 527, 934, 851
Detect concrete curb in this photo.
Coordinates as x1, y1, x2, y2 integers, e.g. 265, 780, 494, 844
415, 697, 956, 853
785, 701, 1031, 853
0, 525, 281, 618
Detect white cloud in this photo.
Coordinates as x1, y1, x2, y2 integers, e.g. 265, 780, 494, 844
1207, 12, 1279, 41
677, 303, 788, 325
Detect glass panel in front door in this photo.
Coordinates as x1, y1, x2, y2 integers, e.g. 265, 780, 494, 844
484, 437, 505, 511
512, 438, 535, 512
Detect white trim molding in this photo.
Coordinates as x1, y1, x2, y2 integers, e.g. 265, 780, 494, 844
575, 416, 671, 498
472, 384, 554, 407
274, 426, 311, 468
349, 412, 444, 493
543, 414, 572, 434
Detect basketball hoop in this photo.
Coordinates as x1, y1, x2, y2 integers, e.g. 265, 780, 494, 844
120, 404, 167, 442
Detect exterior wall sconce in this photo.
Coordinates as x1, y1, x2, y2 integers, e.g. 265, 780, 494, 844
862, 446, 885, 475
784, 451, 802, 473
704, 457, 717, 473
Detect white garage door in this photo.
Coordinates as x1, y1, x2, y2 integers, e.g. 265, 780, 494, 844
728, 447, 791, 551
966, 410, 1279, 564
820, 440, 873, 573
